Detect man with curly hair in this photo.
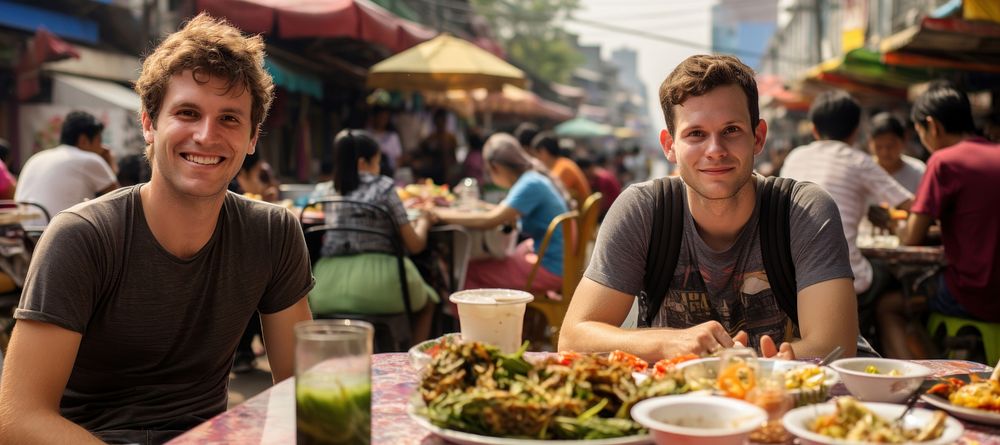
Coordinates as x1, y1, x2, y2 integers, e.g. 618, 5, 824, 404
560, 55, 861, 362
0, 14, 314, 444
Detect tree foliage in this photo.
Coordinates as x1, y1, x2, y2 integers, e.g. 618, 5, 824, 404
471, 0, 583, 83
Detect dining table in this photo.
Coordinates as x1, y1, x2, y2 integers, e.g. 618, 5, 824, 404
167, 352, 1000, 445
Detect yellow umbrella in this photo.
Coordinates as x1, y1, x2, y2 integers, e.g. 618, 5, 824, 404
367, 34, 526, 92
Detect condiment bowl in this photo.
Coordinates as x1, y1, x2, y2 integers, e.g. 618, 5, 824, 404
830, 358, 931, 403
630, 395, 767, 445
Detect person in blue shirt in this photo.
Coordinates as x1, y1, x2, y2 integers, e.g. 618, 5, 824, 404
430, 133, 569, 293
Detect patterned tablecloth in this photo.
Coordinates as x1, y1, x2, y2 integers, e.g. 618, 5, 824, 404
167, 354, 1000, 445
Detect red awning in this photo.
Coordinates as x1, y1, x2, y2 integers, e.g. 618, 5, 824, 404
197, 0, 437, 54
17, 27, 80, 100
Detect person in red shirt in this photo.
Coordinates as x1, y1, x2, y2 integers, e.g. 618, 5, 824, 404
577, 155, 621, 219
879, 85, 1000, 358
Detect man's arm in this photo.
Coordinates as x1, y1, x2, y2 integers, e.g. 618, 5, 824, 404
901, 212, 935, 246
0, 320, 103, 444
783, 277, 858, 359
559, 278, 743, 363
260, 297, 313, 383
431, 204, 519, 230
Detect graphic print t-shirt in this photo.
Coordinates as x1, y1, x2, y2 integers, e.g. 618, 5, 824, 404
585, 175, 853, 350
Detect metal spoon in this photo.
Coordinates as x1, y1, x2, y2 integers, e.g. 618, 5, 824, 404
817, 346, 844, 367
895, 390, 922, 425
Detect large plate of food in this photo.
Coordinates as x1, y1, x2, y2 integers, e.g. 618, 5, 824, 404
920, 371, 1000, 425
783, 396, 962, 444
409, 341, 700, 444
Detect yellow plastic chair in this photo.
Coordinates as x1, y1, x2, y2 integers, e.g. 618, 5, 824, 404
927, 312, 1000, 366
579, 192, 603, 247
524, 211, 580, 348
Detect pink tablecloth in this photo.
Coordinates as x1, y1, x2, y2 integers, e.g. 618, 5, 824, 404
167, 354, 1000, 444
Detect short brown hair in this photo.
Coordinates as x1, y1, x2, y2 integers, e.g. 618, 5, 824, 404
659, 55, 758, 136
135, 13, 274, 138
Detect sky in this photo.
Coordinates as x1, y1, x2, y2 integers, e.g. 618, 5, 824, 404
564, 0, 714, 141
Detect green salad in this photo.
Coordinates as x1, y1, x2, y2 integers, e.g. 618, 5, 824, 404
417, 341, 691, 440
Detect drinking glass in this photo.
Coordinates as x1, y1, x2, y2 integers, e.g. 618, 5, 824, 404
295, 319, 373, 445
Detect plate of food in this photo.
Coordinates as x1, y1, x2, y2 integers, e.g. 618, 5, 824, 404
410, 342, 701, 444
920, 371, 1000, 425
783, 396, 962, 444
676, 357, 839, 406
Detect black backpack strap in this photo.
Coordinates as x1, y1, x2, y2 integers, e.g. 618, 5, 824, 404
759, 176, 799, 326
638, 177, 685, 328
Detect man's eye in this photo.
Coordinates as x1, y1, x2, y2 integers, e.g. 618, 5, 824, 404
221, 115, 240, 124
724, 126, 741, 135
687, 130, 705, 138
177, 110, 198, 118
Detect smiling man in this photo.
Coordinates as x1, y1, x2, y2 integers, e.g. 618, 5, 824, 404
0, 14, 314, 444
559, 55, 860, 362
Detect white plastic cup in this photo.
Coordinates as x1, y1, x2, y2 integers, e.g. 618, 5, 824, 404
449, 289, 533, 353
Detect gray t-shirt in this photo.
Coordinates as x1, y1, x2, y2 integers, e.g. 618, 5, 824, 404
893, 155, 927, 195
15, 185, 314, 433
585, 175, 853, 350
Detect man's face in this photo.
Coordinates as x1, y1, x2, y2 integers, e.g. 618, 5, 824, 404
868, 133, 904, 164
142, 71, 257, 200
660, 84, 766, 201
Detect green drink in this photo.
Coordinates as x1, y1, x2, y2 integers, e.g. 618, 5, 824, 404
296, 374, 371, 445
294, 320, 374, 445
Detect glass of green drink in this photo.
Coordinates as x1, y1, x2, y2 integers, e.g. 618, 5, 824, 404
294, 319, 373, 445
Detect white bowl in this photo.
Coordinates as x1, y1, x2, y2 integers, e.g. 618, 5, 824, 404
407, 333, 462, 370
830, 358, 931, 403
630, 395, 768, 445
783, 400, 963, 445
676, 357, 839, 406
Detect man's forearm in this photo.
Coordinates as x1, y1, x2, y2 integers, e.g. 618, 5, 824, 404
560, 321, 687, 363
0, 410, 104, 445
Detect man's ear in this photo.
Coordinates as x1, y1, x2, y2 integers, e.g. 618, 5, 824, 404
660, 128, 677, 163
754, 119, 769, 156
141, 112, 154, 144
810, 123, 820, 141
248, 128, 258, 156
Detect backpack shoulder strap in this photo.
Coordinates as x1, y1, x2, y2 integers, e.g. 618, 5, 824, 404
638, 176, 685, 328
759, 176, 799, 326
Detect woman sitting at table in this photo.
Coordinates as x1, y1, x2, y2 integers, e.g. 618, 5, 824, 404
309, 129, 438, 342
430, 133, 570, 294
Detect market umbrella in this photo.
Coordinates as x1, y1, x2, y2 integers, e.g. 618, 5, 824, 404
367, 34, 526, 92
555, 117, 612, 138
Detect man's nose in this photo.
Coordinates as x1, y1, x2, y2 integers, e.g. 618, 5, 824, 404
192, 118, 221, 144
705, 133, 727, 158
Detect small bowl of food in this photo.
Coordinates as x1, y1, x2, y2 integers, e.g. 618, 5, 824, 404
676, 358, 838, 406
630, 395, 768, 445
783, 396, 962, 445
407, 333, 462, 371
831, 358, 931, 403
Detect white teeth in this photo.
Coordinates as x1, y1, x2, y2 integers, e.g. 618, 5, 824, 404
183, 154, 222, 165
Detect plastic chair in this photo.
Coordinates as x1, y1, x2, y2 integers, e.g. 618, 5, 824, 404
0, 200, 50, 354
523, 210, 580, 348
927, 312, 1000, 365
301, 198, 416, 353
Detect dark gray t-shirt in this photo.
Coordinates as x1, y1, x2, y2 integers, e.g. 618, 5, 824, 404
15, 185, 314, 433
585, 175, 853, 350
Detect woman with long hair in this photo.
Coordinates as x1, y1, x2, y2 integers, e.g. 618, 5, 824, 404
430, 133, 569, 293
310, 129, 438, 342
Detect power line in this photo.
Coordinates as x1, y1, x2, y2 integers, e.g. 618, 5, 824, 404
567, 17, 814, 65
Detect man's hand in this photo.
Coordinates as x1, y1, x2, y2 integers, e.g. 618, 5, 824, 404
867, 205, 892, 232
668, 321, 740, 356
760, 335, 795, 359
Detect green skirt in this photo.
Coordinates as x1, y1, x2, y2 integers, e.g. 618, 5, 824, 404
309, 253, 440, 315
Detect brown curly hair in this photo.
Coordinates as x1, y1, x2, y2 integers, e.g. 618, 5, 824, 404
658, 54, 758, 136
134, 13, 274, 145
